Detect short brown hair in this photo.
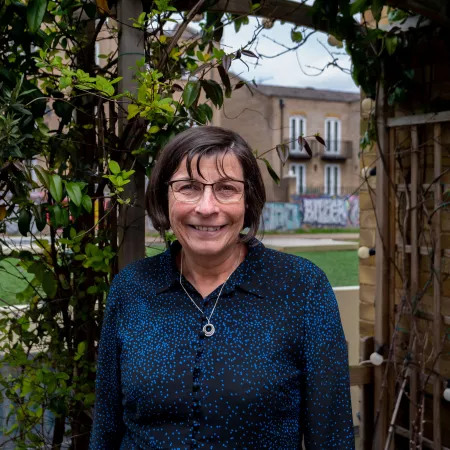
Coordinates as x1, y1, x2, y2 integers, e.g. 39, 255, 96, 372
146, 126, 266, 242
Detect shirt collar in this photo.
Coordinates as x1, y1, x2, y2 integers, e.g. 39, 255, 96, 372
154, 237, 266, 298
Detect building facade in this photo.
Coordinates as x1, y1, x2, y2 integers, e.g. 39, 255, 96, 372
211, 81, 361, 202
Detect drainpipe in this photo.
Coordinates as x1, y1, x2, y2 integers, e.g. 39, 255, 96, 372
279, 98, 285, 176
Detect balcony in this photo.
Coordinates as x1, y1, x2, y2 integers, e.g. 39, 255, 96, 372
319, 140, 353, 161
288, 144, 312, 160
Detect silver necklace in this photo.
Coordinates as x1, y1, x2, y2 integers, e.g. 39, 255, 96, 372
179, 248, 241, 337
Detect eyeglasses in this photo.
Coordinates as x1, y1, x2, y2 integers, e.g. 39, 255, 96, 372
167, 179, 245, 204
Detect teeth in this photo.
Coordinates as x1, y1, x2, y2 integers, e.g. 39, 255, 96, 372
194, 226, 221, 231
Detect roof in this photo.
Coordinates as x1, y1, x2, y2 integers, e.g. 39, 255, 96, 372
255, 84, 360, 103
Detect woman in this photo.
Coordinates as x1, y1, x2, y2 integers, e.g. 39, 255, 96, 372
89, 126, 355, 449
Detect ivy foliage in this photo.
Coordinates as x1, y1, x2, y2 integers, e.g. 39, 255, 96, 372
0, 0, 259, 447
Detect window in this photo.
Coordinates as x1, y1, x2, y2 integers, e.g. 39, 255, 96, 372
289, 163, 306, 194
325, 118, 341, 153
324, 164, 341, 196
289, 116, 307, 153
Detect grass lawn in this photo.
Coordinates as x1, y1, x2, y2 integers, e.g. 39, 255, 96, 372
263, 228, 360, 235
292, 250, 359, 287
145, 246, 358, 287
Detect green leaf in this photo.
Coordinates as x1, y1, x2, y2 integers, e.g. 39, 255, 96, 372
241, 49, 258, 58
350, 0, 369, 15
291, 30, 303, 43
66, 182, 82, 207
81, 195, 93, 213
77, 341, 86, 355
276, 144, 289, 165
53, 100, 74, 125
182, 81, 201, 108
34, 165, 49, 188
127, 103, 140, 120
27, 261, 46, 282
262, 158, 280, 185
33, 204, 47, 232
27, 0, 48, 33
218, 66, 232, 98
108, 160, 121, 174
372, 0, 383, 21
385, 35, 398, 55
222, 54, 232, 73
18, 209, 32, 236
149, 125, 160, 134
49, 174, 63, 202
51, 204, 62, 227
42, 270, 57, 298
192, 104, 213, 125
200, 80, 223, 108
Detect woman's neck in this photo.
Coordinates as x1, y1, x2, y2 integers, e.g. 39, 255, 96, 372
179, 244, 244, 297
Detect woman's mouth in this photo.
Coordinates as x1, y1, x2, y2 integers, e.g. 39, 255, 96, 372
190, 225, 224, 232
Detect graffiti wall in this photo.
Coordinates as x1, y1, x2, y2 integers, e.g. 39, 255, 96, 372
262, 195, 359, 231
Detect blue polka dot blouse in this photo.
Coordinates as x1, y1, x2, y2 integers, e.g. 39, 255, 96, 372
89, 238, 355, 449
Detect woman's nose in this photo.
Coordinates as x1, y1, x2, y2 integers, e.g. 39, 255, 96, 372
194, 186, 219, 214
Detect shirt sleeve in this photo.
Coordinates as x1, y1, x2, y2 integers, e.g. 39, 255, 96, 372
89, 273, 126, 450
299, 267, 355, 449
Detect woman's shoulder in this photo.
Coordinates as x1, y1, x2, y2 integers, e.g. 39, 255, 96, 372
111, 249, 170, 286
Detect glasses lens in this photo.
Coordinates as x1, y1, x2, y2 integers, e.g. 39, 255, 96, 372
171, 181, 203, 202
213, 181, 244, 203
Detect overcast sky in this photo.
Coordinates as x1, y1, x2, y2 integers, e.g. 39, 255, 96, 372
215, 0, 359, 93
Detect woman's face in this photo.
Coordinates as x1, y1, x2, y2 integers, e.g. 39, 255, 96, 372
168, 152, 245, 259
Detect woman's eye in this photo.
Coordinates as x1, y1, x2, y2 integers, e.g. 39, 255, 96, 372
179, 183, 200, 191
217, 184, 238, 192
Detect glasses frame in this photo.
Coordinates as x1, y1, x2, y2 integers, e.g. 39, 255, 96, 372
167, 179, 246, 204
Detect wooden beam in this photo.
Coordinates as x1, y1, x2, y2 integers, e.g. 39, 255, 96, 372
387, 110, 450, 128
384, 0, 450, 27
395, 426, 450, 450
350, 366, 374, 386
432, 123, 442, 449
206, 0, 332, 33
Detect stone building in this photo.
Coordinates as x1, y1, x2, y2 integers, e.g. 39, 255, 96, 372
210, 80, 361, 202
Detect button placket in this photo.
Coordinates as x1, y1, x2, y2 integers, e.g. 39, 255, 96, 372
189, 296, 211, 449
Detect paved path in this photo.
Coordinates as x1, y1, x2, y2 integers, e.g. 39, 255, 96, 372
2, 233, 360, 253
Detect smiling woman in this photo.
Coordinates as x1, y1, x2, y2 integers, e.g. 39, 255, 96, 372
89, 126, 355, 450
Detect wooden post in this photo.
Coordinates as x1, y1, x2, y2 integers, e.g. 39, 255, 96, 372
117, 0, 146, 269
432, 123, 442, 449
374, 71, 391, 450
387, 127, 397, 450
360, 336, 375, 450
410, 126, 419, 445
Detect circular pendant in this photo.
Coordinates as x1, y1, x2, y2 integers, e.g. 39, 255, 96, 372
203, 323, 215, 337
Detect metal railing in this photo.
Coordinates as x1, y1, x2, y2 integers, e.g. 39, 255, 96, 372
289, 140, 353, 160
319, 140, 353, 160
294, 186, 360, 197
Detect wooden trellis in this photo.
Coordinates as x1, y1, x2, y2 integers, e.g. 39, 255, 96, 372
372, 110, 450, 449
